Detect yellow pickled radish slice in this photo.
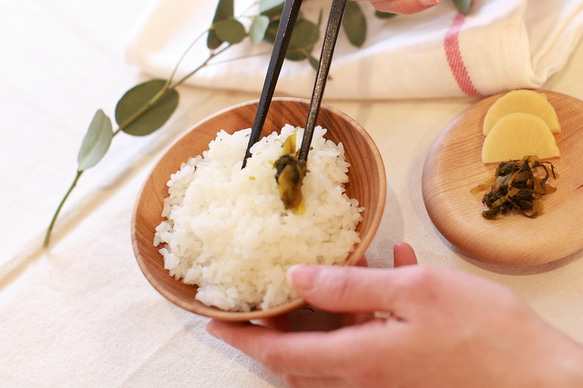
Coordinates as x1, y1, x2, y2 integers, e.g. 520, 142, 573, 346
481, 112, 561, 163
483, 90, 561, 135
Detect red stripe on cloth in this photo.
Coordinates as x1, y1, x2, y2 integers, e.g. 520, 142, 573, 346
444, 12, 481, 96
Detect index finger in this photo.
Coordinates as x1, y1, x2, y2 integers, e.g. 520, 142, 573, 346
352, 0, 441, 15
206, 316, 407, 378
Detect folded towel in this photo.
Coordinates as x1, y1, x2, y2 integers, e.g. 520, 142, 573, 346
126, 0, 583, 99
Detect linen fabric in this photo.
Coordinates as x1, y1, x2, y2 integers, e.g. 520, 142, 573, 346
126, 0, 583, 99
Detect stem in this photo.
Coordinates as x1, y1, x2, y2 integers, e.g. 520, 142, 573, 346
169, 44, 232, 89
203, 49, 273, 67
43, 170, 84, 247
167, 29, 209, 85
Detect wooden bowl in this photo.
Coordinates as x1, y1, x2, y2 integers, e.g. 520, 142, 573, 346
131, 97, 386, 320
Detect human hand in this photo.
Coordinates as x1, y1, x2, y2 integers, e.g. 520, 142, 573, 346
351, 0, 442, 15
207, 243, 583, 387
257, 242, 419, 333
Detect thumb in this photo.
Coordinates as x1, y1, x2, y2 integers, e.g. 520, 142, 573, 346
288, 264, 415, 314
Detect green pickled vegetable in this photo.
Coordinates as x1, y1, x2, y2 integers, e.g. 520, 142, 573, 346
472, 155, 557, 219
273, 130, 307, 214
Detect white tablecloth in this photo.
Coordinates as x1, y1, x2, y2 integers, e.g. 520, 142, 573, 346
1, 1, 582, 387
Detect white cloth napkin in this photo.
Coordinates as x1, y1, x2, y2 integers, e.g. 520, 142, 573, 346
126, 0, 583, 99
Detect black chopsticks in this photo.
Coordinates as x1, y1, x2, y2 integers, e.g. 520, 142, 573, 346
298, 0, 346, 163
242, 0, 303, 168
242, 0, 347, 168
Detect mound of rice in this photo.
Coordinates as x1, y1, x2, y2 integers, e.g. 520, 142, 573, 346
154, 124, 363, 311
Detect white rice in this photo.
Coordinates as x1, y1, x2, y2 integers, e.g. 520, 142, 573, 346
154, 124, 363, 311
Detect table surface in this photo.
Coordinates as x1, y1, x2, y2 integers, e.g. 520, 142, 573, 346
1, 1, 582, 387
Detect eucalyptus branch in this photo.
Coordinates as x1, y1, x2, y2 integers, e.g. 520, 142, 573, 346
43, 45, 236, 248
43, 0, 472, 247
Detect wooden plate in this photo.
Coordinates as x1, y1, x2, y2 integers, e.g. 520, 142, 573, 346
422, 90, 583, 266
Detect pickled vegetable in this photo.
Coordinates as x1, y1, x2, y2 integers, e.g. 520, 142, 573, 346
274, 130, 307, 214
472, 155, 557, 219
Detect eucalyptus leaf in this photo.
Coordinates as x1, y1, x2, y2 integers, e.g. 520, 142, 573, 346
249, 15, 270, 45
215, 18, 246, 44
286, 17, 320, 61
259, 0, 284, 14
374, 11, 396, 19
342, 1, 366, 48
263, 19, 279, 44
453, 0, 472, 15
207, 0, 234, 49
260, 2, 284, 18
77, 109, 113, 171
115, 79, 179, 137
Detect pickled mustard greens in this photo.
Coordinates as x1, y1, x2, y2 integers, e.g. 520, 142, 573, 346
274, 130, 307, 214
471, 155, 557, 219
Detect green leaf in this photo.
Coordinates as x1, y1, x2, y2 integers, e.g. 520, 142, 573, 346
207, 0, 234, 49
374, 11, 397, 19
263, 19, 279, 44
215, 18, 246, 44
249, 15, 270, 45
77, 109, 113, 171
259, 0, 284, 14
342, 1, 366, 48
260, 2, 284, 19
286, 17, 320, 61
453, 0, 472, 15
115, 79, 179, 137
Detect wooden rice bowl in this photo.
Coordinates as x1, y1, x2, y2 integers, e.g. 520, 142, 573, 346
131, 97, 386, 321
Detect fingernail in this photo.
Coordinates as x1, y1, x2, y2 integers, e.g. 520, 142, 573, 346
288, 265, 318, 292
420, 0, 441, 6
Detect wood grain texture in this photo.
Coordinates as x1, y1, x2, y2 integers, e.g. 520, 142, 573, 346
422, 90, 583, 266
131, 98, 386, 320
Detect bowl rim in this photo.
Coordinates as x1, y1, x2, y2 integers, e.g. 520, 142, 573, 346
131, 97, 386, 321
